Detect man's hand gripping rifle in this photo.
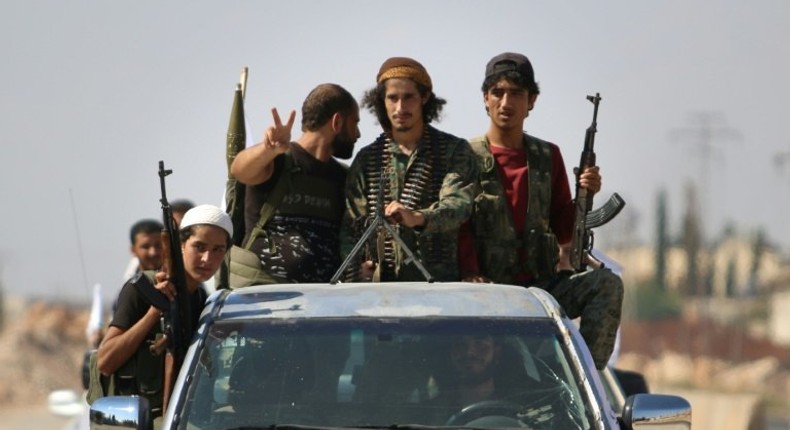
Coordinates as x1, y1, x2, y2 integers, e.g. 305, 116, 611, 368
331, 165, 434, 284
569, 93, 626, 272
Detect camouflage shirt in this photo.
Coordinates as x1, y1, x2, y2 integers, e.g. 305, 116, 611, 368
340, 126, 478, 282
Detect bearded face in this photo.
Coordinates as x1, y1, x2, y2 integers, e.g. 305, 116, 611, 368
332, 112, 360, 160
332, 130, 356, 160
449, 336, 500, 386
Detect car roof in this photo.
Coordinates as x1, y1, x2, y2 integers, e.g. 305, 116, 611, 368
208, 282, 563, 322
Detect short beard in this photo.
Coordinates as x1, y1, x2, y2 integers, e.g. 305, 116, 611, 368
140, 260, 161, 271
457, 363, 496, 387
332, 136, 354, 160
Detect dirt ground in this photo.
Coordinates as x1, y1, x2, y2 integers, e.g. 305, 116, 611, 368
0, 299, 87, 407
0, 298, 88, 430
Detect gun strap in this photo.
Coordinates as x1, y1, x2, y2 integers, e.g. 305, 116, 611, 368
132, 270, 169, 311
243, 151, 299, 251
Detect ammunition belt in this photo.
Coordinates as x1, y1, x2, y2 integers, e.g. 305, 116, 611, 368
357, 128, 453, 279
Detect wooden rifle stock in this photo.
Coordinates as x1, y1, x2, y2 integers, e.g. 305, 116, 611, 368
162, 350, 175, 416
160, 226, 176, 416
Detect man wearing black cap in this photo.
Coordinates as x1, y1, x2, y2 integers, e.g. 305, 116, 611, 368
340, 57, 477, 282
459, 52, 623, 369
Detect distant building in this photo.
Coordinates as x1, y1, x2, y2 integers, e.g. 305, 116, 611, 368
770, 291, 790, 346
605, 237, 787, 297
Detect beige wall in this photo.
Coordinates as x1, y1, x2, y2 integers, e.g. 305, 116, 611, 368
605, 239, 787, 296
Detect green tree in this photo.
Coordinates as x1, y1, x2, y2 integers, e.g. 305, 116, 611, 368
747, 228, 766, 296
725, 257, 737, 297
681, 182, 703, 296
654, 189, 669, 291
632, 279, 683, 320
701, 264, 714, 296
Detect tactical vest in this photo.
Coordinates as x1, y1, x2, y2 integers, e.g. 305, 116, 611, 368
230, 153, 299, 287
359, 127, 457, 281
468, 134, 559, 284
232, 150, 345, 286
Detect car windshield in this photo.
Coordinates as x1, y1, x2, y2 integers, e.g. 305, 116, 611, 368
180, 317, 592, 430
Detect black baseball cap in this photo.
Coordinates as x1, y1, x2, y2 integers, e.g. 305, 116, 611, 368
485, 52, 535, 85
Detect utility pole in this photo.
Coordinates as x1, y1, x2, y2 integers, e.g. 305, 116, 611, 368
775, 146, 790, 179
669, 111, 741, 240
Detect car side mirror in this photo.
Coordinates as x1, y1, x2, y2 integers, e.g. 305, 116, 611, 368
621, 393, 691, 430
89, 395, 151, 430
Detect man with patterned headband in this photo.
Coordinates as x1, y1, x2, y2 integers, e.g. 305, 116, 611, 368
340, 57, 477, 282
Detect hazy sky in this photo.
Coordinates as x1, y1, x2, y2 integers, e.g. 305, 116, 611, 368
1, 1, 788, 301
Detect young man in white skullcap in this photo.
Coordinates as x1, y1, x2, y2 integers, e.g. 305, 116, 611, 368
96, 204, 232, 419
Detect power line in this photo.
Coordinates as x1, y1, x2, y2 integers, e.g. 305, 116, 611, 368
669, 111, 742, 239
774, 146, 790, 176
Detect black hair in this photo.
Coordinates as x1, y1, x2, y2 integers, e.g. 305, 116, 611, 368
129, 219, 164, 245
481, 70, 540, 96
361, 81, 446, 131
301, 83, 358, 132
170, 199, 195, 216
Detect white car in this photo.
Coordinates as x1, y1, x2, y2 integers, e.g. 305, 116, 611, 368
89, 282, 691, 429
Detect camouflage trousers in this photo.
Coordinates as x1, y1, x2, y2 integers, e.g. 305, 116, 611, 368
542, 268, 624, 369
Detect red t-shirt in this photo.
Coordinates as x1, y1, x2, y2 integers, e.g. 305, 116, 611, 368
459, 142, 575, 282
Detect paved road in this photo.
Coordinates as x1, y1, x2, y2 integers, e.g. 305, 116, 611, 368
0, 405, 72, 430
769, 416, 790, 430
4, 398, 788, 430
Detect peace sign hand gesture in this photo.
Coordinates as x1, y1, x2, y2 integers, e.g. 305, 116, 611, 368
262, 107, 296, 155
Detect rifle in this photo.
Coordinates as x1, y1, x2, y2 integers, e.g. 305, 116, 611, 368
569, 93, 626, 272
157, 160, 191, 416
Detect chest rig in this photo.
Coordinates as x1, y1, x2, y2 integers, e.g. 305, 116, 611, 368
469, 133, 558, 284
362, 127, 451, 280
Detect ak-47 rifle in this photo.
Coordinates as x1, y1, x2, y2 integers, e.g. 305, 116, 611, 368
157, 160, 191, 416
569, 93, 626, 272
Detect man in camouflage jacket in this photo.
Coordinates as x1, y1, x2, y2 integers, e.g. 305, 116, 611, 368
459, 52, 623, 369
340, 57, 477, 282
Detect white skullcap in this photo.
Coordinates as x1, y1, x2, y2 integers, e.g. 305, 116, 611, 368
179, 204, 233, 238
